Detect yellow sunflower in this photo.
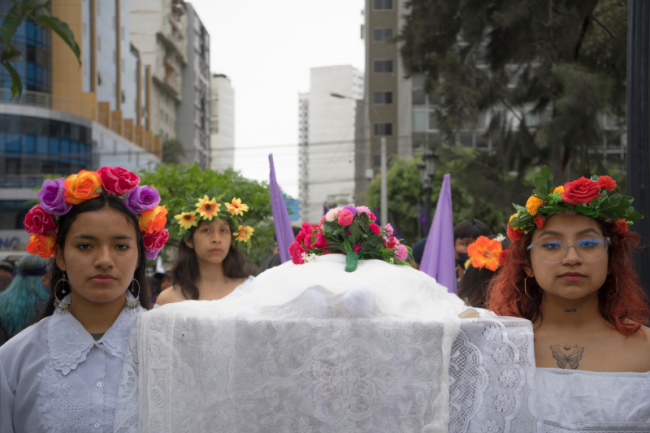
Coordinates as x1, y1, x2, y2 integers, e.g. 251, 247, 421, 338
174, 211, 198, 230
195, 195, 220, 220
226, 197, 249, 216
235, 225, 254, 242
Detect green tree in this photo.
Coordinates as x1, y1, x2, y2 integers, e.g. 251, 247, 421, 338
161, 139, 186, 165
399, 0, 627, 184
138, 164, 275, 266
363, 156, 506, 246
1, 0, 80, 98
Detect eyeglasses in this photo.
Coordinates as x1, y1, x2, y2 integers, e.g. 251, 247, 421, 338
527, 237, 611, 264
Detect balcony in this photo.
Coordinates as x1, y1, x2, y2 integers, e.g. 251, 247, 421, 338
0, 88, 96, 120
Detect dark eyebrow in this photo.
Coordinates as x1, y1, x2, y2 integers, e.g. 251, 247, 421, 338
576, 228, 600, 236
73, 234, 134, 240
537, 230, 563, 239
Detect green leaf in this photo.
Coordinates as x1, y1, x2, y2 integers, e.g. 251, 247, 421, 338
1, 45, 23, 63
1, 61, 22, 99
38, 15, 81, 64
1, 3, 28, 44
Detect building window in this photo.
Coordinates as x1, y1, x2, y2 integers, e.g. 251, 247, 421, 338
373, 154, 381, 167
373, 60, 393, 73
373, 91, 393, 105
374, 123, 393, 136
373, 0, 393, 10
373, 28, 393, 42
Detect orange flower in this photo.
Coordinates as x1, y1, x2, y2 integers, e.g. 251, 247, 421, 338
64, 170, 101, 204
467, 236, 503, 272
139, 205, 168, 234
195, 195, 220, 220
235, 225, 254, 242
525, 196, 543, 216
26, 233, 56, 258
553, 186, 564, 194
226, 197, 249, 216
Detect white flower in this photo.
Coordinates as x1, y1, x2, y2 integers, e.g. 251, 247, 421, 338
483, 325, 499, 341
482, 420, 499, 433
493, 346, 510, 365
325, 207, 340, 222
494, 394, 511, 412
498, 370, 517, 388
496, 234, 506, 242
301, 252, 318, 263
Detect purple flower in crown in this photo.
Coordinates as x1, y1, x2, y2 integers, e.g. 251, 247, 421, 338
124, 186, 161, 215
342, 205, 357, 216
38, 178, 72, 215
145, 248, 162, 260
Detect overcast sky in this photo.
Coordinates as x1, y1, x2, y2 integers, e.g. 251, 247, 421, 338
188, 0, 365, 197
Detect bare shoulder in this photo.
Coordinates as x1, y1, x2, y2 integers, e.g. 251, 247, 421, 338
155, 285, 187, 306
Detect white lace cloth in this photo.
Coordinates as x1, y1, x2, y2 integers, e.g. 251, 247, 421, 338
0, 292, 144, 433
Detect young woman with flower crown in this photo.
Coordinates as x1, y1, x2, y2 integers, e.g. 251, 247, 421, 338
156, 195, 255, 305
488, 167, 650, 427
0, 167, 169, 433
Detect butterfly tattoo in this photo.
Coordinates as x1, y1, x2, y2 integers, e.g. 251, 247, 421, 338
550, 344, 584, 369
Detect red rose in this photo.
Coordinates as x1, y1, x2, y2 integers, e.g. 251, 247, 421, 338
295, 222, 314, 250
312, 226, 328, 250
367, 212, 377, 222
24, 205, 58, 235
143, 229, 169, 252
597, 175, 617, 191
560, 177, 601, 205
369, 223, 380, 236
615, 219, 629, 235
507, 226, 523, 241
534, 215, 545, 229
97, 166, 140, 196
384, 236, 397, 249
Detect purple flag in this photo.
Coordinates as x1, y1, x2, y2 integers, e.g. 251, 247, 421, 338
323, 204, 329, 217
420, 174, 457, 293
418, 199, 429, 235
269, 154, 295, 263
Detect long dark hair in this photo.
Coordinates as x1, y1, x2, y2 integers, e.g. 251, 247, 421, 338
41, 193, 151, 317
172, 219, 249, 300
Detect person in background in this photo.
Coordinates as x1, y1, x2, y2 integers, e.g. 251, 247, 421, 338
259, 226, 302, 274
457, 235, 510, 308
156, 195, 255, 305
0, 254, 50, 346
0, 260, 15, 276
0, 275, 13, 293
160, 268, 173, 292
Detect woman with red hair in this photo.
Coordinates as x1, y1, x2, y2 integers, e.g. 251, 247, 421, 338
488, 167, 650, 428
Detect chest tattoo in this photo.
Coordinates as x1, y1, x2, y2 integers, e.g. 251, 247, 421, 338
550, 344, 584, 369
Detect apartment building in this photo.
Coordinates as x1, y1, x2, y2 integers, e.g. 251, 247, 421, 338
210, 74, 235, 172
298, 65, 364, 223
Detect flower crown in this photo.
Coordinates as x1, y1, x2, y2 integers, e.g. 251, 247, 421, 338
26, 167, 169, 260
465, 235, 506, 272
173, 194, 254, 244
289, 206, 410, 272
507, 166, 643, 241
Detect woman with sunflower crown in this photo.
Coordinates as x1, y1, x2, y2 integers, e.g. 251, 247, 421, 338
156, 195, 255, 305
487, 167, 650, 428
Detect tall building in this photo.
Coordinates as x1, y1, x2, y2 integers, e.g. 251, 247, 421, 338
0, 0, 160, 250
298, 65, 364, 223
178, 3, 210, 168
210, 74, 235, 172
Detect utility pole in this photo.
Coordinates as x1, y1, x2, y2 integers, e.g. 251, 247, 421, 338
627, 0, 650, 299
380, 136, 387, 226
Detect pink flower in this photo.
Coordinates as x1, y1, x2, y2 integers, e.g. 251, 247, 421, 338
354, 245, 362, 253
320, 215, 327, 224
367, 212, 377, 222
356, 206, 371, 215
295, 222, 314, 250
395, 245, 408, 261
312, 226, 328, 250
337, 209, 354, 226
369, 223, 380, 235
97, 166, 140, 196
143, 229, 169, 253
289, 241, 305, 264
384, 236, 397, 249
24, 205, 58, 235
384, 223, 394, 236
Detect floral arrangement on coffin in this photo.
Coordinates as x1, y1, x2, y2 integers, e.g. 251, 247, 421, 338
289, 206, 410, 272
173, 192, 254, 248
25, 167, 169, 260
465, 235, 507, 272
507, 166, 643, 241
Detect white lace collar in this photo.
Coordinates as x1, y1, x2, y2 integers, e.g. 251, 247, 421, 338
47, 292, 144, 375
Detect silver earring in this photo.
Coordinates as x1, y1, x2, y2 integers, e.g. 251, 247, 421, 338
54, 273, 71, 314
125, 279, 141, 310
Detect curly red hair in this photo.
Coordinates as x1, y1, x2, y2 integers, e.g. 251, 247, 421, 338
487, 220, 649, 336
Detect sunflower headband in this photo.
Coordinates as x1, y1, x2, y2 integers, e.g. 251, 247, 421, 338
173, 195, 254, 244
26, 167, 169, 260
507, 166, 643, 241
465, 235, 506, 272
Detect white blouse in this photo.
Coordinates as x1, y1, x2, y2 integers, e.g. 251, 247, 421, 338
0, 293, 144, 433
535, 367, 650, 431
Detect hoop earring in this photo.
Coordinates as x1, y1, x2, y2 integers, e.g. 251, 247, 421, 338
53, 273, 71, 314
609, 277, 618, 299
125, 279, 141, 310
524, 277, 537, 301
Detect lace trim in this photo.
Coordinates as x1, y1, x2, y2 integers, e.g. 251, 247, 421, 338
543, 421, 650, 432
